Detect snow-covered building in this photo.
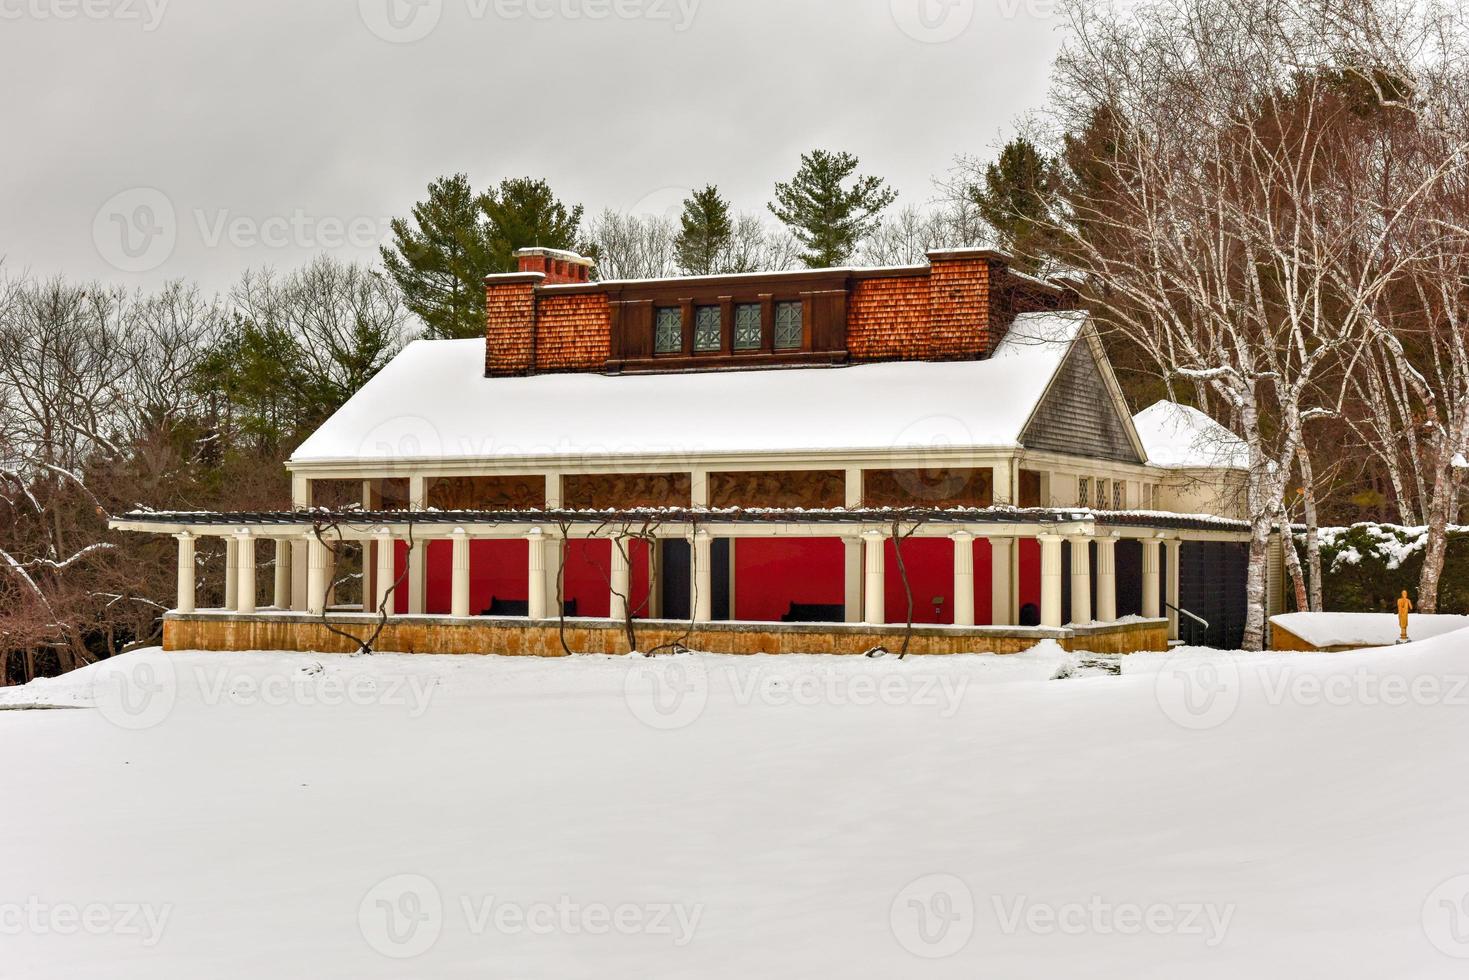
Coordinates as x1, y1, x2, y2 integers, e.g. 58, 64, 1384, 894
113, 248, 1261, 653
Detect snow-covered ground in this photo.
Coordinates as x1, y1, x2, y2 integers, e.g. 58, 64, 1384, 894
4, 636, 1469, 978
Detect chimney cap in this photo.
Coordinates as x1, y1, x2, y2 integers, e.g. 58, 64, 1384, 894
513, 246, 595, 269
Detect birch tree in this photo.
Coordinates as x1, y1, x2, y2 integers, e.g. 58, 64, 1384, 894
1048, 0, 1464, 648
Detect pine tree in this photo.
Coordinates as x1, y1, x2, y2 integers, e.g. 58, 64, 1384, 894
768, 150, 897, 268
380, 174, 497, 340
481, 177, 586, 272
970, 138, 1064, 274
674, 186, 735, 275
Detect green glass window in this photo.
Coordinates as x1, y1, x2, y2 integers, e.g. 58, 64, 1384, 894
734, 304, 762, 350
694, 306, 722, 352
774, 301, 803, 349
655, 307, 682, 354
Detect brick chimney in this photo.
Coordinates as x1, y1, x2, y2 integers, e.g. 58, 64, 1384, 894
514, 247, 594, 285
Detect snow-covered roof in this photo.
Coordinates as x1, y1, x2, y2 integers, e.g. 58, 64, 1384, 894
1271, 612, 1469, 649
1132, 401, 1249, 470
290, 311, 1088, 465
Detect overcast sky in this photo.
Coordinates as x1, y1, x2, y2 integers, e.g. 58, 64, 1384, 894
0, 0, 1064, 293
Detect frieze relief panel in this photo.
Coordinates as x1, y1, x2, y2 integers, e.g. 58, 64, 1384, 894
428, 476, 547, 511
708, 471, 846, 510
862, 468, 994, 509
562, 473, 693, 510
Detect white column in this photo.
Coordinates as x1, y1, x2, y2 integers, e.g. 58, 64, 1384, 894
863, 529, 886, 626
175, 533, 196, 614
290, 536, 308, 612
1039, 533, 1064, 628
407, 477, 428, 615
1068, 535, 1092, 625
951, 531, 975, 627
528, 529, 548, 620
323, 542, 337, 610
224, 536, 239, 612
1165, 537, 1183, 640
610, 538, 631, 621
691, 530, 713, 623
1141, 537, 1162, 619
451, 529, 471, 619
690, 470, 709, 509
1095, 534, 1118, 623
844, 536, 863, 623
407, 541, 426, 615
306, 535, 328, 617
990, 537, 1014, 627
236, 532, 256, 615
272, 539, 292, 610
375, 530, 396, 614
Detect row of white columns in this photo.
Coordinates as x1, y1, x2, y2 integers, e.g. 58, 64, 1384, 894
859, 531, 1183, 635
177, 528, 1185, 637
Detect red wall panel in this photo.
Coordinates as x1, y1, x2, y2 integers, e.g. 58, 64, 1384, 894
1018, 538, 1041, 622
733, 538, 846, 622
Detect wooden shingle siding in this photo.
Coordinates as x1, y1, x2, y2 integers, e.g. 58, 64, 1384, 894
1022, 341, 1143, 463
847, 275, 932, 360
534, 293, 611, 372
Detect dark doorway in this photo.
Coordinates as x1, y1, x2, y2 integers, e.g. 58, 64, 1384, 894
1115, 539, 1143, 618
1178, 541, 1249, 649
657, 538, 732, 622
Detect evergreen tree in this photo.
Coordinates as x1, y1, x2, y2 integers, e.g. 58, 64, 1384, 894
481, 177, 586, 272
768, 150, 897, 268
380, 174, 496, 340
674, 185, 735, 275
970, 138, 1064, 273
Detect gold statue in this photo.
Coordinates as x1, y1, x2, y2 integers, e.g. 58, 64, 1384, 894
1397, 591, 1414, 644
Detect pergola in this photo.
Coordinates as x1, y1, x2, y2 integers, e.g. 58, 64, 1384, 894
112, 506, 1253, 639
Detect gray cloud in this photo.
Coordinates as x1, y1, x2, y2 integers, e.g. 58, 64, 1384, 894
0, 0, 1062, 292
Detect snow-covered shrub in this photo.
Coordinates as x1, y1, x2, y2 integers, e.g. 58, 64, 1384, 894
1304, 524, 1469, 613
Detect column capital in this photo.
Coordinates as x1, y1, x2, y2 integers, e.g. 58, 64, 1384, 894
452, 526, 468, 538
1037, 531, 1064, 544
526, 527, 545, 541
174, 531, 195, 543
234, 528, 253, 540
949, 530, 975, 544
862, 528, 886, 542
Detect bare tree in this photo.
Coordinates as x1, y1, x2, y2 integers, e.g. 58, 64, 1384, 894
1047, 0, 1464, 647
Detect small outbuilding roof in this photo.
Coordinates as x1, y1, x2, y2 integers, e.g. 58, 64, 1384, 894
1131, 401, 1249, 471
291, 311, 1092, 466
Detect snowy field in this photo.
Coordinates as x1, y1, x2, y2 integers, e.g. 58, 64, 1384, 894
4, 636, 1469, 978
